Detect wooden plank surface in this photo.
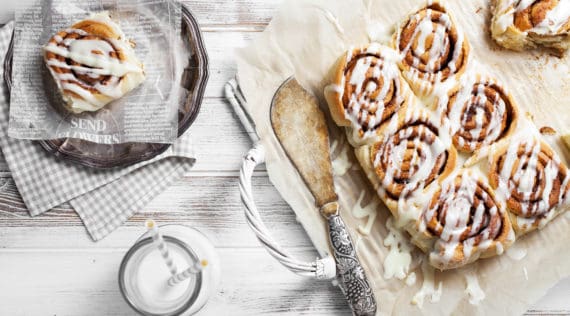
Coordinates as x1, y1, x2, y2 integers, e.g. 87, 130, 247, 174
0, 0, 568, 315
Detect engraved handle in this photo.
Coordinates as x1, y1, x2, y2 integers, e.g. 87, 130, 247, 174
328, 213, 377, 316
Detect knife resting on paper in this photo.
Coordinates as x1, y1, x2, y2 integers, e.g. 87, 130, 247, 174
270, 78, 377, 316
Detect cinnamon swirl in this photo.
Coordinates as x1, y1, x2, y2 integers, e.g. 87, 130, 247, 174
438, 74, 519, 152
491, 0, 570, 54
43, 13, 145, 114
394, 1, 470, 96
420, 170, 515, 270
489, 137, 570, 234
356, 108, 457, 213
324, 43, 410, 145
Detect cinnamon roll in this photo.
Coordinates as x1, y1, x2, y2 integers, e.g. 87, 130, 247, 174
489, 137, 570, 234
43, 13, 145, 114
420, 170, 515, 270
491, 0, 570, 54
438, 75, 519, 152
394, 1, 470, 96
356, 108, 457, 213
324, 43, 410, 145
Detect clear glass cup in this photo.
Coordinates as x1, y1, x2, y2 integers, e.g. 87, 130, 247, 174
119, 225, 221, 316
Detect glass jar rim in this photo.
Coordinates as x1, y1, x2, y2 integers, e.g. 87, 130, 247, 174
118, 235, 203, 316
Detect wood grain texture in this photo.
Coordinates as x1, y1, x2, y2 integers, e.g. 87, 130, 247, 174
0, 0, 568, 315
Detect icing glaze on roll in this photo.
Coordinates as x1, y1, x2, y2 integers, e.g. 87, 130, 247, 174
491, 0, 570, 53
423, 170, 515, 270
437, 74, 519, 152
394, 0, 470, 96
324, 43, 410, 145
43, 12, 145, 113
489, 136, 570, 233
371, 108, 456, 205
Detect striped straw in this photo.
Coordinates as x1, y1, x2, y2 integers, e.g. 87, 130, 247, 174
145, 219, 178, 275
168, 259, 208, 286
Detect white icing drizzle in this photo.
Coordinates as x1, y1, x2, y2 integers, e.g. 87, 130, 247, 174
464, 270, 486, 305
494, 135, 569, 221
374, 108, 452, 207
406, 272, 417, 286
397, 3, 466, 93
43, 13, 144, 112
351, 191, 379, 235
496, 0, 570, 35
330, 140, 353, 176
438, 74, 513, 152
383, 217, 413, 280
412, 260, 442, 308
329, 44, 404, 141
423, 170, 510, 268
506, 242, 528, 260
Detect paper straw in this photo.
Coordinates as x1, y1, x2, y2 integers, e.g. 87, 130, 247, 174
168, 259, 208, 286
145, 219, 177, 275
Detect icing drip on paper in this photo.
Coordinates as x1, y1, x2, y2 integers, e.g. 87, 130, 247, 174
351, 191, 379, 235
523, 267, 529, 280
406, 272, 417, 286
367, 21, 392, 44
383, 217, 413, 280
330, 140, 353, 176
464, 270, 486, 305
412, 260, 442, 308
506, 242, 528, 261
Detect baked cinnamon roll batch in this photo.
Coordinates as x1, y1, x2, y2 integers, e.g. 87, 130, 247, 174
324, 0, 570, 270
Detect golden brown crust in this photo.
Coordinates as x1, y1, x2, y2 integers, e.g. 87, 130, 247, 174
43, 13, 145, 113
368, 108, 457, 212
491, 0, 570, 54
439, 74, 519, 152
324, 44, 410, 145
423, 170, 514, 270
393, 1, 470, 96
488, 138, 570, 234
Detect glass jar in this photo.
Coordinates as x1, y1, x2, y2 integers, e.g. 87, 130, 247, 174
119, 225, 221, 316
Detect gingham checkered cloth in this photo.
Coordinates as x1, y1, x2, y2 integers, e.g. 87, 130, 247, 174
0, 22, 196, 241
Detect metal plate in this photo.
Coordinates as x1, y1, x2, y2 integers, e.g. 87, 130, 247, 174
3, 5, 208, 169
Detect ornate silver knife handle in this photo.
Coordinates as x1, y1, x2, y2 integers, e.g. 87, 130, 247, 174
322, 203, 377, 316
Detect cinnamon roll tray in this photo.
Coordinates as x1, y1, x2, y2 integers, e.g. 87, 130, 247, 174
234, 0, 570, 314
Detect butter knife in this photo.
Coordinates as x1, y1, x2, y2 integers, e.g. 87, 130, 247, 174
270, 78, 377, 316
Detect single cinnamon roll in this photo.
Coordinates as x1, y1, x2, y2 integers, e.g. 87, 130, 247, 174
491, 0, 570, 54
394, 1, 470, 96
43, 12, 145, 114
357, 108, 457, 212
489, 137, 570, 234
438, 74, 519, 152
324, 43, 410, 145
421, 170, 515, 270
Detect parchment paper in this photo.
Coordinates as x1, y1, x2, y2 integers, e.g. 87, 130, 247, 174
235, 0, 570, 315
9, 0, 183, 144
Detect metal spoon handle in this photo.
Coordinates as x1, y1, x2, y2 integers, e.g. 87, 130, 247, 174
328, 214, 377, 316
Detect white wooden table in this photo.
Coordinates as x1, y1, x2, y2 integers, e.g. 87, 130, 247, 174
0, 1, 568, 315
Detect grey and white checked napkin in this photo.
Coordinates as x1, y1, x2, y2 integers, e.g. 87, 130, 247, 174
0, 22, 196, 241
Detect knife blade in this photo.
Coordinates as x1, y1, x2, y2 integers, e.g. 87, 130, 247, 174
270, 78, 377, 316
